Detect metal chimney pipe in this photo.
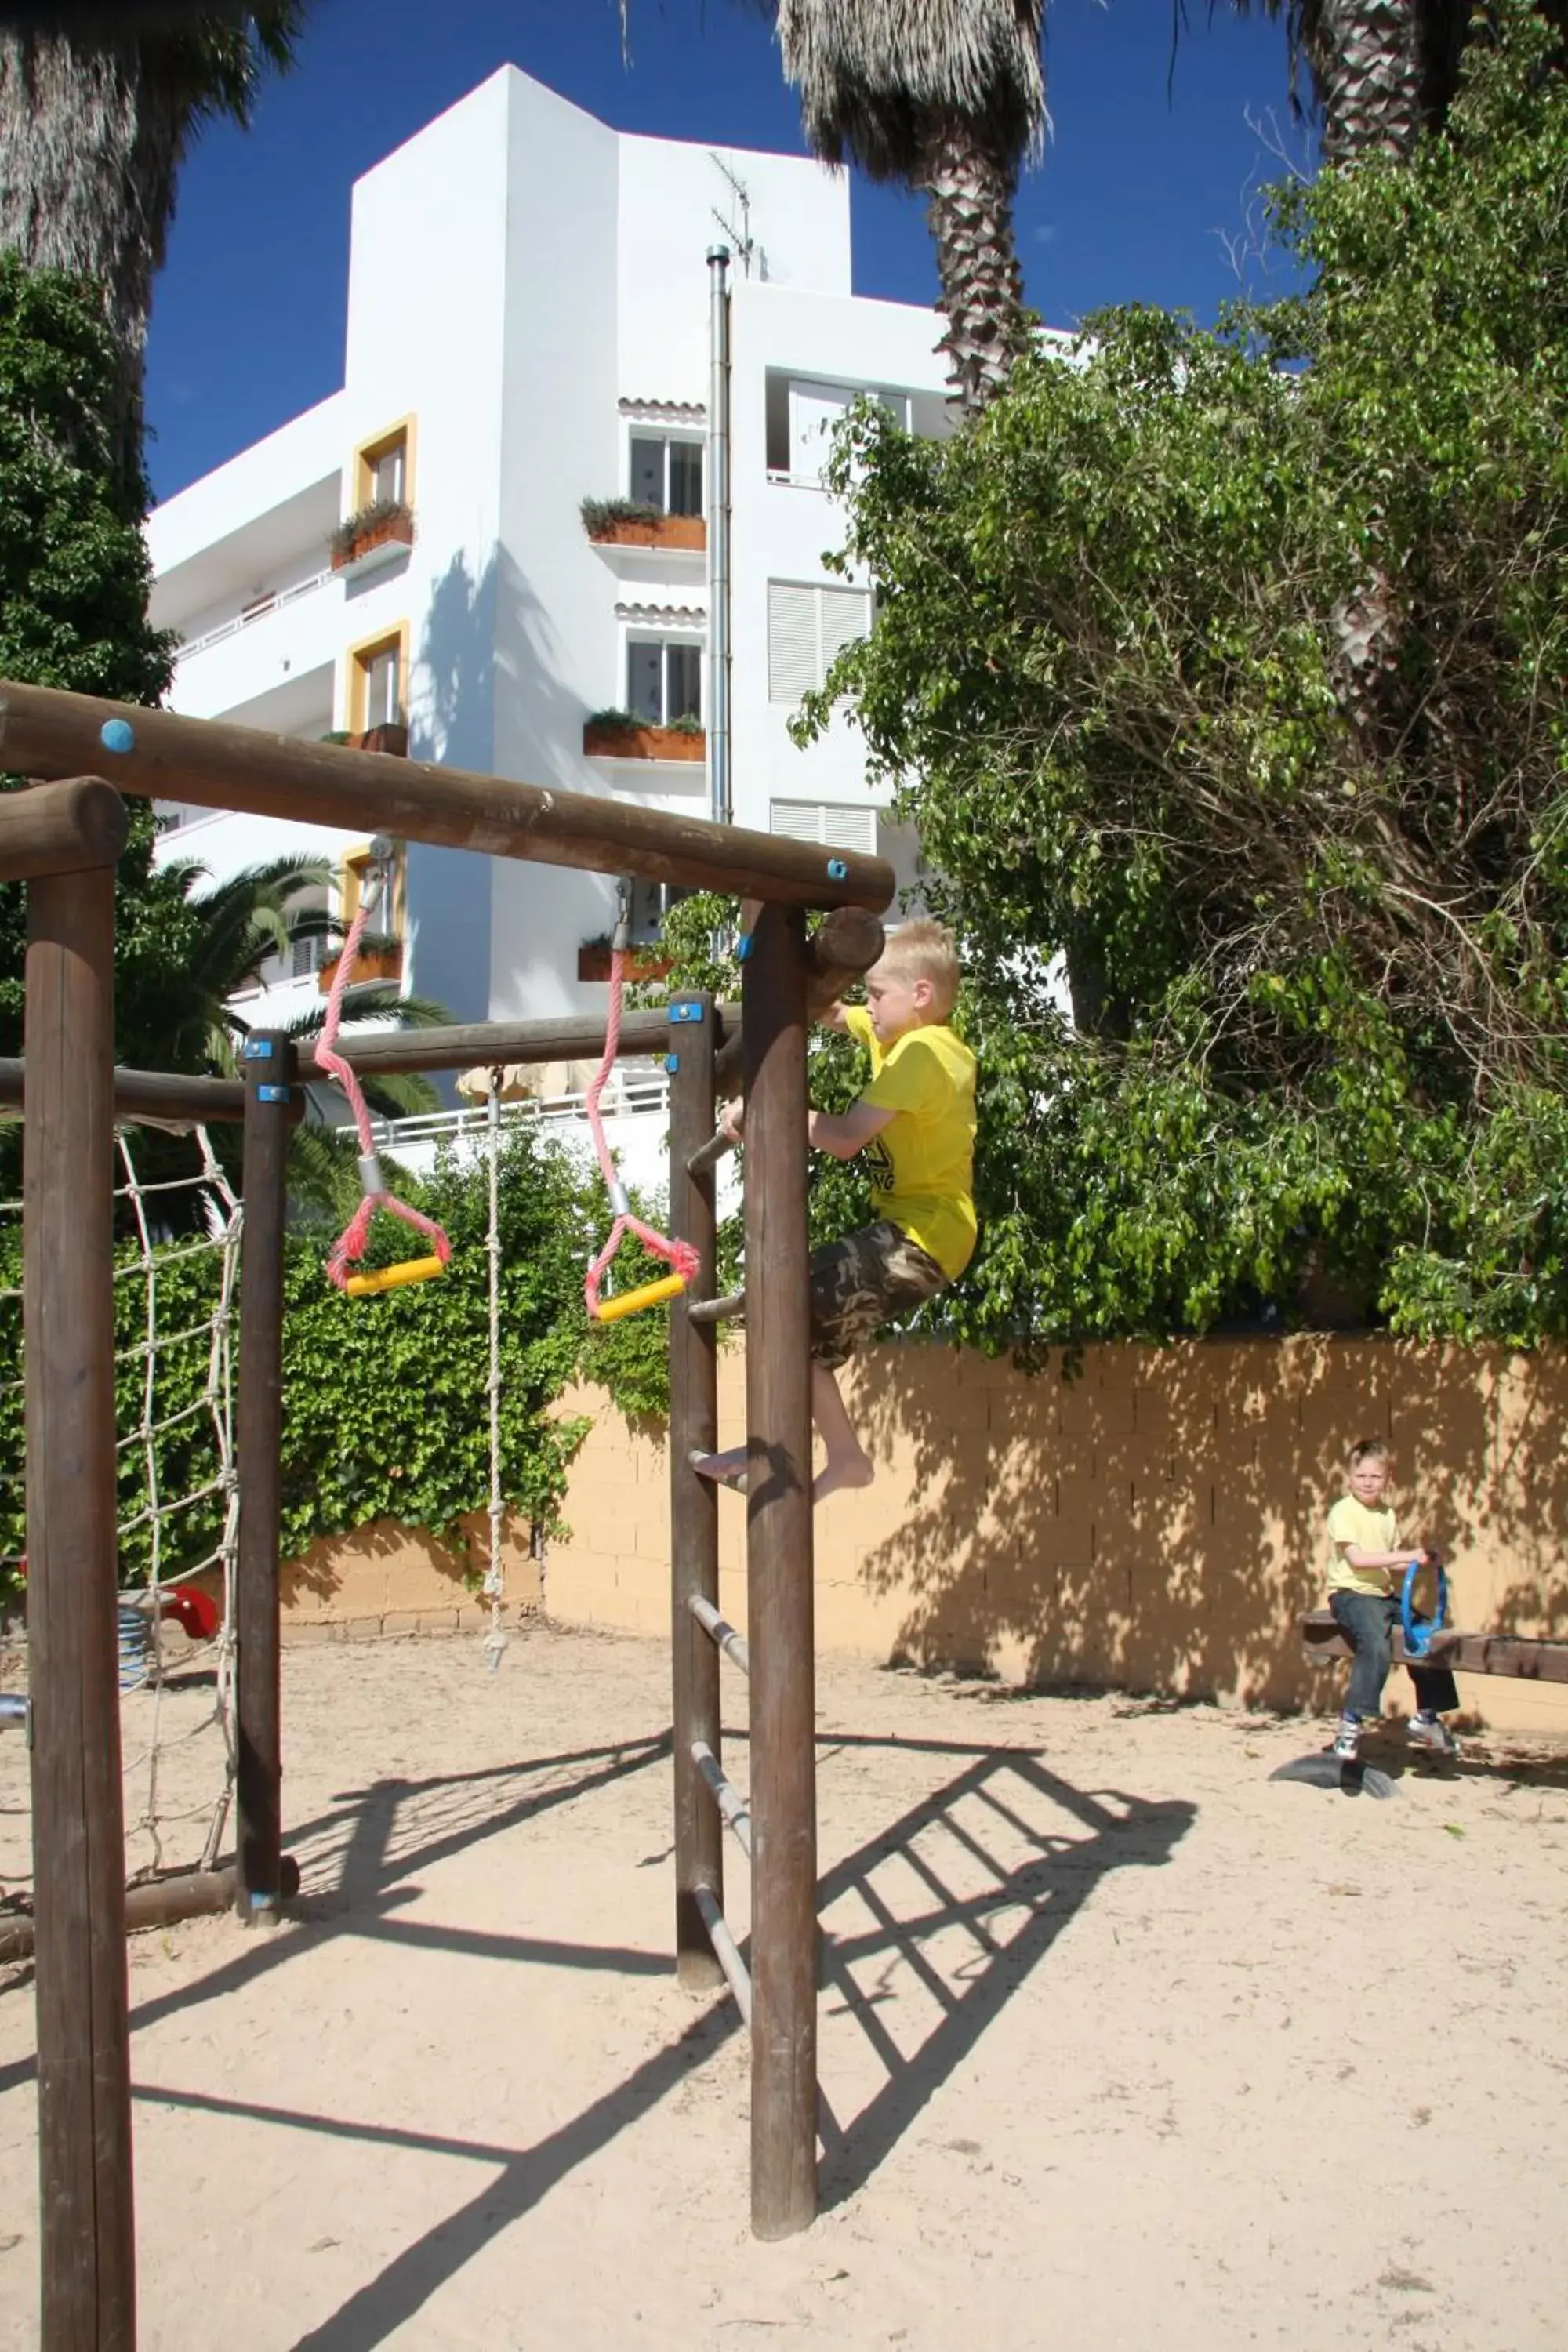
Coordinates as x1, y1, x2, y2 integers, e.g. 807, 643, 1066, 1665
706, 245, 732, 829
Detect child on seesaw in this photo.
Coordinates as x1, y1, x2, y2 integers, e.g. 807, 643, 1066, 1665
1327, 1437, 1461, 1762
694, 918, 977, 1504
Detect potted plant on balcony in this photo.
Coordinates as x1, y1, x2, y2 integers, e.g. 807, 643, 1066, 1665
575, 930, 673, 984
318, 935, 405, 994
582, 707, 706, 763
579, 495, 706, 554
329, 498, 416, 572
319, 723, 410, 756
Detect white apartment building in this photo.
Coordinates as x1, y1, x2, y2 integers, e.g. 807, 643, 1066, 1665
147, 65, 956, 1075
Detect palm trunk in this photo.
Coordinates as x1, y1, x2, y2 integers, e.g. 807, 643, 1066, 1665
923, 114, 1028, 415
1311, 0, 1427, 162
0, 29, 183, 480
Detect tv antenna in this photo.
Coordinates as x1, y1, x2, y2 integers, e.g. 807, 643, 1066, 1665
710, 153, 764, 279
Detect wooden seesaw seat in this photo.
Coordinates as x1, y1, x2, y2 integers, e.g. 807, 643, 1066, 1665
1300, 1609, 1568, 1683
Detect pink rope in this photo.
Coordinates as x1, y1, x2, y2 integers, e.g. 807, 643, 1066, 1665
583, 947, 699, 1318
316, 877, 451, 1294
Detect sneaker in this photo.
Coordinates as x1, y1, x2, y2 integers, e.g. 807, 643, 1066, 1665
1332, 1716, 1361, 1762
1408, 1713, 1460, 1756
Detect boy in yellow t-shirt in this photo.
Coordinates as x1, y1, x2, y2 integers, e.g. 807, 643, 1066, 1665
695, 919, 977, 1504
1327, 1437, 1460, 1762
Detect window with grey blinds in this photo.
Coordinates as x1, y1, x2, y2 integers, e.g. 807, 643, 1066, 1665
767, 582, 873, 702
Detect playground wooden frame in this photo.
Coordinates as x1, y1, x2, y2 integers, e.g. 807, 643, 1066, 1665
0, 678, 895, 2345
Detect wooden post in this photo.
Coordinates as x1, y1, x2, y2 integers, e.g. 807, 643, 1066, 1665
235, 1031, 293, 1920
741, 905, 818, 2239
667, 993, 724, 1989
25, 852, 137, 2350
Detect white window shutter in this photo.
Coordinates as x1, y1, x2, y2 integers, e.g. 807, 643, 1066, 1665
770, 801, 877, 856
768, 583, 818, 703
819, 586, 873, 665
768, 582, 873, 702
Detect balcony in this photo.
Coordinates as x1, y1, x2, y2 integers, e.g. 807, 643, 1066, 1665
330, 500, 416, 583
178, 567, 332, 659
319, 943, 404, 994
581, 497, 706, 583
583, 715, 705, 765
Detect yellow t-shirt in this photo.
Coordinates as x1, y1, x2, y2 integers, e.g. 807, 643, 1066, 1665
1326, 1494, 1405, 1597
843, 1004, 977, 1282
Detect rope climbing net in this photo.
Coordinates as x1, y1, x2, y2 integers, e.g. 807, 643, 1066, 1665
0, 1125, 243, 1886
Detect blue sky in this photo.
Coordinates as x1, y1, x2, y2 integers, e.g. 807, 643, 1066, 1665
147, 0, 1313, 503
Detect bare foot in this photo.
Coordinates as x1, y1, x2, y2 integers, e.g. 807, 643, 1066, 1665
813, 1453, 876, 1505
689, 1446, 749, 1494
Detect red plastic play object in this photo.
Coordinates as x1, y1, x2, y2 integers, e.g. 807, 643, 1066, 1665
162, 1584, 220, 1642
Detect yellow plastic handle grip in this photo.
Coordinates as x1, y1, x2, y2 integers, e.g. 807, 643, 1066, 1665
344, 1255, 447, 1298
593, 1272, 688, 1324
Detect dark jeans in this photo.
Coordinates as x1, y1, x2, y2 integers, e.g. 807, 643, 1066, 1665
1330, 1589, 1460, 1719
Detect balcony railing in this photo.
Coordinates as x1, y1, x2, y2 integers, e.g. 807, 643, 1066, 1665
339, 1073, 671, 1153
176, 567, 334, 660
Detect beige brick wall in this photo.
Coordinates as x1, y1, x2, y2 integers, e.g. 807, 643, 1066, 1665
537, 1337, 1568, 1736
279, 1511, 539, 1646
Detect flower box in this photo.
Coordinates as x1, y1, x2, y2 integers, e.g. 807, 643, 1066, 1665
586, 514, 706, 553
330, 505, 416, 573
347, 723, 408, 757
582, 721, 705, 762
318, 944, 404, 995
576, 947, 674, 984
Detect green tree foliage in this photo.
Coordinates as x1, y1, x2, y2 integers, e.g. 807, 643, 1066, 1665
0, 252, 201, 1069
793, 5, 1568, 1348
0, 1117, 682, 1597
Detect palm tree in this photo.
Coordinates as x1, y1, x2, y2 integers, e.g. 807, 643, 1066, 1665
0, 5, 305, 468
1232, 2, 1559, 165
771, 1, 1047, 413
154, 852, 450, 1214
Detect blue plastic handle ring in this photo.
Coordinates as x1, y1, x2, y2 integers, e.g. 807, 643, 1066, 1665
826, 857, 848, 881
100, 717, 136, 755
1401, 1559, 1449, 1657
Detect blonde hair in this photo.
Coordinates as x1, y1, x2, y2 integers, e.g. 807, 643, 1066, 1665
873, 919, 961, 1021
1348, 1437, 1390, 1469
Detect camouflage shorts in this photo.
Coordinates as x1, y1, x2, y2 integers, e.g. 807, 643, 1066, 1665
809, 1221, 949, 1370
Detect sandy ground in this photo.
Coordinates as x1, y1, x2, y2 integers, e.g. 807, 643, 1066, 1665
1, 1624, 1566, 2352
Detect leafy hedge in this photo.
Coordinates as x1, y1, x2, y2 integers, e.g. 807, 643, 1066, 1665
0, 1118, 686, 1602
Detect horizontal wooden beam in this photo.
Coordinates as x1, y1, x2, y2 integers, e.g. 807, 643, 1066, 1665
295, 1005, 738, 1083
0, 681, 895, 909
687, 1125, 739, 1178
1301, 1613, 1568, 1683
688, 1290, 746, 1327
0, 1058, 252, 1127
0, 775, 126, 882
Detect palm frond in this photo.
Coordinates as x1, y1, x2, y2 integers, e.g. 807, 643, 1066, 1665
776, 0, 1047, 182
279, 989, 455, 1039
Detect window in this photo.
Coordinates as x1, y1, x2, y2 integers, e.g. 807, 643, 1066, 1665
767, 582, 873, 702
629, 434, 704, 518
627, 639, 702, 728
770, 801, 878, 856
370, 441, 405, 505
764, 376, 913, 481
350, 630, 405, 731
623, 876, 692, 946
354, 419, 415, 510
